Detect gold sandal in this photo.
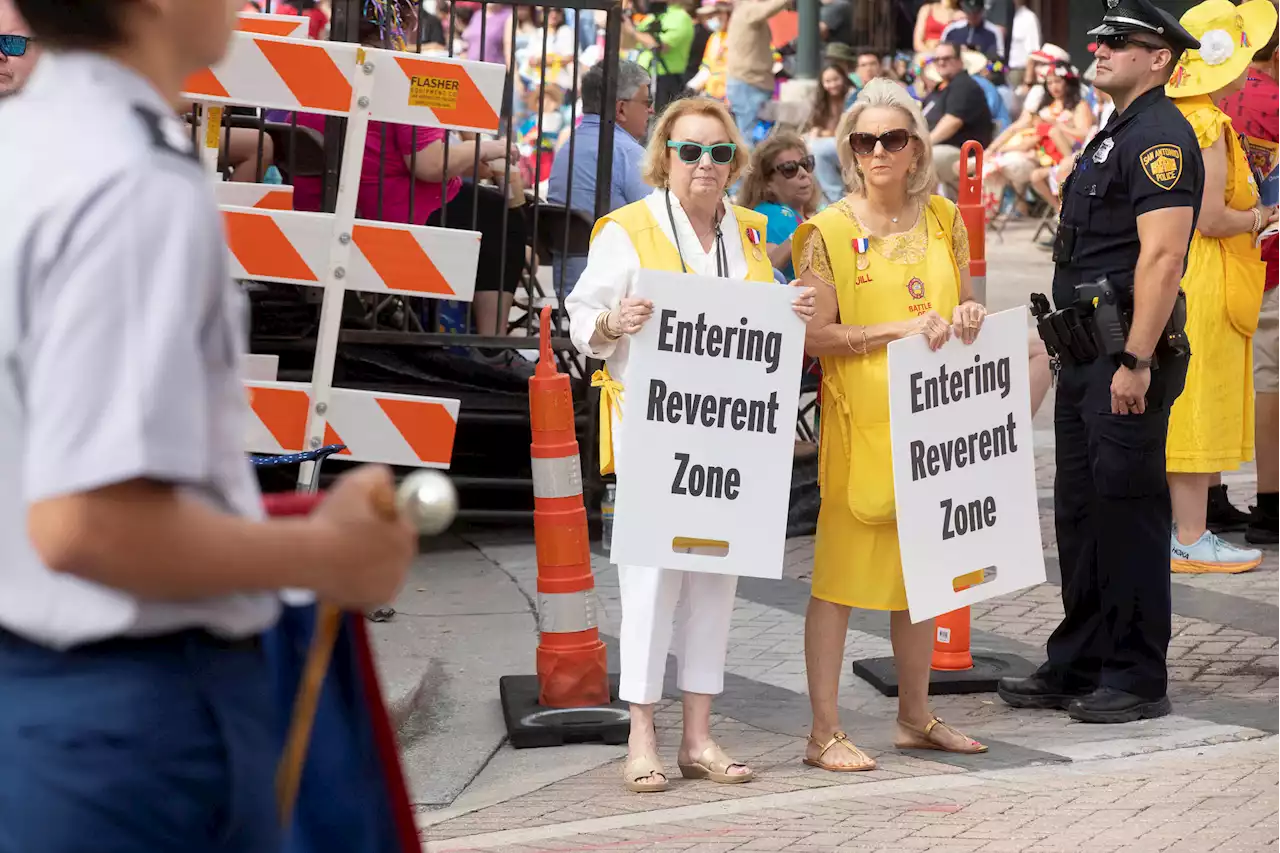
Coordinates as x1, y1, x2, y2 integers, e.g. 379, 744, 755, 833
622, 754, 669, 793
802, 731, 877, 772
677, 743, 754, 784
895, 716, 988, 754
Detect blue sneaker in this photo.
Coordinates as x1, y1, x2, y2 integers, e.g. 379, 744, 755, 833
1171, 530, 1263, 574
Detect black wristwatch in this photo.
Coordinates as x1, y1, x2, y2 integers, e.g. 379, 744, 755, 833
1119, 351, 1152, 370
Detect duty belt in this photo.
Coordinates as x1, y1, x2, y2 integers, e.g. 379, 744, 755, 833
1030, 279, 1190, 368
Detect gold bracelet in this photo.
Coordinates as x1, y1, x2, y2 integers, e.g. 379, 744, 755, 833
597, 310, 621, 341
844, 326, 868, 355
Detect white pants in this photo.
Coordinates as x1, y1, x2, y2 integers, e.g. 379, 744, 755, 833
617, 565, 739, 705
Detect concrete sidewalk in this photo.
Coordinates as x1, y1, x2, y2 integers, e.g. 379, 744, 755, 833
373, 219, 1279, 851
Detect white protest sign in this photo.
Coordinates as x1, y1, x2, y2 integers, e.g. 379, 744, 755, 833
887, 307, 1046, 622
610, 270, 805, 579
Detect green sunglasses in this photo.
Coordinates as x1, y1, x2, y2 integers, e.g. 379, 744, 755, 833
667, 140, 737, 165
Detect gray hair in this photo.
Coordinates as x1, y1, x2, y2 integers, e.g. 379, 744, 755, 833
580, 60, 650, 115
835, 78, 936, 204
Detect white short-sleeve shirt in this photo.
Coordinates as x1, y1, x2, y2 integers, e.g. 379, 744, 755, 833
0, 52, 279, 648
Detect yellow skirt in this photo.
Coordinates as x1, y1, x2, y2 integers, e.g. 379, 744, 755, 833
1166, 235, 1255, 473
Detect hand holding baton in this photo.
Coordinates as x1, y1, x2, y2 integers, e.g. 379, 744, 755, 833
272, 469, 458, 826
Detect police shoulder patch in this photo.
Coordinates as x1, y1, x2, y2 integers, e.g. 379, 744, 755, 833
1139, 143, 1183, 190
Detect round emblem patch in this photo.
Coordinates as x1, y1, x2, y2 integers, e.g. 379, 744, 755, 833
907, 277, 926, 300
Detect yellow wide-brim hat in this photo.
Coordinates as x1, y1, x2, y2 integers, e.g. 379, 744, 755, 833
1167, 0, 1278, 98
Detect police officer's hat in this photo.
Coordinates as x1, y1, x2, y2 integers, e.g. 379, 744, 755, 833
1087, 0, 1201, 52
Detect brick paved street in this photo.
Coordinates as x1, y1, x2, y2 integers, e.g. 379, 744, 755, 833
381, 220, 1279, 851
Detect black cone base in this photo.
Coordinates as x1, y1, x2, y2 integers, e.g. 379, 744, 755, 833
499, 674, 631, 749
852, 653, 1037, 697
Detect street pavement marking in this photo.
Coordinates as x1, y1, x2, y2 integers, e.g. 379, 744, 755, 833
422, 735, 1274, 851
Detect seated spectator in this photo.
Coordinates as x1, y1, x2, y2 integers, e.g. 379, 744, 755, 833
984, 61, 1092, 218
0, 0, 39, 98
941, 0, 1004, 60
1030, 88, 1110, 220
1015, 42, 1068, 115
963, 49, 1010, 132
853, 47, 884, 89
546, 59, 653, 296
982, 58, 1018, 123
922, 41, 992, 193
805, 63, 853, 204
824, 42, 858, 88
914, 0, 963, 54
737, 129, 819, 279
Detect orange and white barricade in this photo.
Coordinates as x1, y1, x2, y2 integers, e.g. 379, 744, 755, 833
182, 15, 505, 478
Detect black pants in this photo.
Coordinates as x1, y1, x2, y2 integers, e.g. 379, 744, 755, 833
1041, 352, 1188, 699
427, 182, 525, 295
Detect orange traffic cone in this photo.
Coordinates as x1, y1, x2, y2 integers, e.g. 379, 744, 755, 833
529, 306, 610, 708
931, 603, 975, 672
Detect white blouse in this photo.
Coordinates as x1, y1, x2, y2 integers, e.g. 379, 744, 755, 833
565, 188, 751, 382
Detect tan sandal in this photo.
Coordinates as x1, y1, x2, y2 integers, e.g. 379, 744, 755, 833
802, 731, 877, 772
677, 743, 754, 784
895, 716, 988, 754
622, 754, 669, 793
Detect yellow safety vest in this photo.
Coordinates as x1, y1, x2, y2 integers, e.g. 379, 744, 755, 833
590, 199, 776, 474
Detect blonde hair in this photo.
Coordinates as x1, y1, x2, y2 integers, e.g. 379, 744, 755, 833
736, 129, 822, 216
835, 78, 936, 204
641, 96, 751, 189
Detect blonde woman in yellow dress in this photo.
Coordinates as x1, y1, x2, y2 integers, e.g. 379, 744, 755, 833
1165, 0, 1278, 574
565, 96, 816, 792
794, 79, 989, 771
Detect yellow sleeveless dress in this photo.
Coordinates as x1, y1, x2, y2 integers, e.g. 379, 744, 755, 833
793, 195, 968, 611
589, 199, 776, 476
1167, 97, 1264, 473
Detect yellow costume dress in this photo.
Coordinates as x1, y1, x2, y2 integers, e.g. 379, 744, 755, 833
1166, 96, 1265, 473
794, 195, 969, 611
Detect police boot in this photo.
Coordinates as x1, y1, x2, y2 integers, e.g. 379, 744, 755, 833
997, 672, 1092, 710
1246, 495, 1279, 545
1067, 687, 1171, 724
1206, 484, 1252, 533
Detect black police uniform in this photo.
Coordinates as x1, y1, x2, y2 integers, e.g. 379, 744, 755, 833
999, 0, 1202, 723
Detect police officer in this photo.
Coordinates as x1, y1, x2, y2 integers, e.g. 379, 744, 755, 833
998, 0, 1201, 724
0, 2, 416, 850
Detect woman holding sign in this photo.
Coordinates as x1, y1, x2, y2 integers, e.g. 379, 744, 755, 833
794, 79, 990, 770
565, 97, 816, 793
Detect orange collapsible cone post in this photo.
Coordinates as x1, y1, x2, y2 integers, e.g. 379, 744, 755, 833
957, 140, 987, 302
529, 307, 610, 708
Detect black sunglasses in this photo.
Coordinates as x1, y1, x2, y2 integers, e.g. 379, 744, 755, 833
667, 140, 737, 165
0, 35, 32, 58
772, 155, 815, 178
848, 129, 915, 156
1096, 33, 1166, 52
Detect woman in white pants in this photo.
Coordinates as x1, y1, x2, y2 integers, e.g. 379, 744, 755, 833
566, 96, 815, 793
